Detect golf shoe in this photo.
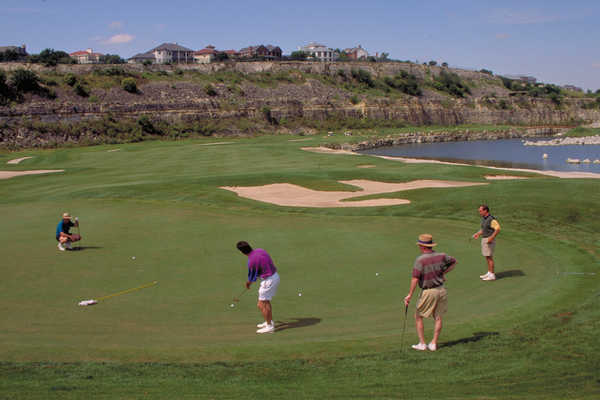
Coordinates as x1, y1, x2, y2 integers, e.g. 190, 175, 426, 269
482, 273, 496, 281
256, 323, 275, 334
411, 343, 427, 351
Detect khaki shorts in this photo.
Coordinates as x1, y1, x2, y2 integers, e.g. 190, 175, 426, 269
417, 287, 447, 319
481, 238, 495, 257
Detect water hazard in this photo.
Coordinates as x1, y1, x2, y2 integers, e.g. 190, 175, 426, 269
359, 139, 600, 173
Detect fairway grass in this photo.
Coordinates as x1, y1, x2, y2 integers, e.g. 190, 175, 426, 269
1, 135, 598, 399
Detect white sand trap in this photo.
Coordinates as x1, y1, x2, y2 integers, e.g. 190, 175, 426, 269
0, 170, 64, 180
357, 164, 376, 168
107, 149, 121, 152
7, 157, 33, 164
485, 175, 528, 180
221, 179, 486, 208
302, 146, 357, 155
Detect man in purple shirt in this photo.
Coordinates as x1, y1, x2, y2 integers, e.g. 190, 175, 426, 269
404, 234, 457, 351
236, 241, 280, 334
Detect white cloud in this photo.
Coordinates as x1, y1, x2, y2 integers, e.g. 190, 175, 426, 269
109, 21, 124, 30
495, 33, 510, 39
102, 34, 135, 45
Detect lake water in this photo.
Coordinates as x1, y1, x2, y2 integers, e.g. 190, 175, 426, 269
359, 139, 600, 173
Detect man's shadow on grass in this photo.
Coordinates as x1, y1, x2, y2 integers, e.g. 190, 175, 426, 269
275, 317, 321, 332
69, 246, 103, 251
440, 331, 499, 348
496, 269, 525, 280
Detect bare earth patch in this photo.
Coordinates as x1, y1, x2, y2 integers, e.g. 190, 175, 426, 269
7, 157, 33, 164
0, 170, 64, 180
221, 179, 486, 208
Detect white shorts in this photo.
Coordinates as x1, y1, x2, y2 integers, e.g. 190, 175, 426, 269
258, 272, 280, 301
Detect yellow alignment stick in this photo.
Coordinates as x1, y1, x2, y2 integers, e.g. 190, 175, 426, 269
96, 281, 158, 301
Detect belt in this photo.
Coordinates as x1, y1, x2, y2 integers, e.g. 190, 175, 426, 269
423, 285, 443, 290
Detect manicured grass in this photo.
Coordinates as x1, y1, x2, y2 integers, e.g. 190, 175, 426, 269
0, 135, 598, 398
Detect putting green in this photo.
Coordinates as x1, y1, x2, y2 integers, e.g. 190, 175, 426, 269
0, 137, 596, 365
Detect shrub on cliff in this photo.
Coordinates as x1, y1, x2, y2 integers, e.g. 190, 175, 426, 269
10, 69, 41, 93
432, 70, 471, 97
74, 83, 90, 97
0, 70, 12, 105
204, 84, 217, 96
384, 71, 422, 96
64, 74, 77, 86
121, 78, 138, 93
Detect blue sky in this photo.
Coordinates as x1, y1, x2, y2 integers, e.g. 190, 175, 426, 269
2, 0, 599, 91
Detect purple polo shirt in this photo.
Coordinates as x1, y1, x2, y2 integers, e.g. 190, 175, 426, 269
247, 248, 277, 282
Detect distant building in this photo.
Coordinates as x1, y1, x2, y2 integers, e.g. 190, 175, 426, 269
343, 45, 369, 60
224, 49, 240, 59
0, 44, 28, 59
239, 44, 282, 59
69, 48, 103, 64
563, 84, 583, 92
128, 42, 194, 64
299, 42, 337, 62
128, 51, 155, 64
505, 75, 537, 84
194, 45, 217, 64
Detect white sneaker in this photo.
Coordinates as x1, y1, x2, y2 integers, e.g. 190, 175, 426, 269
480, 272, 490, 279
57, 243, 65, 251
411, 343, 427, 351
428, 342, 437, 351
256, 323, 275, 334
257, 321, 268, 328
482, 273, 496, 281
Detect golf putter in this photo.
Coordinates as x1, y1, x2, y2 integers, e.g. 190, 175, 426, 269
232, 287, 248, 303
400, 304, 408, 351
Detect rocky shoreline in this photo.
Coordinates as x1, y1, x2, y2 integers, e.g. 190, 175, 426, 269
326, 127, 568, 152
523, 136, 600, 146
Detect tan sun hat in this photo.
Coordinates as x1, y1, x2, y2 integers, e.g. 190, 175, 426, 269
417, 233, 437, 247
62, 212, 72, 219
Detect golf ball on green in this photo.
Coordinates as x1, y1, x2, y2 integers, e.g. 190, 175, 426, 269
298, 293, 302, 296
230, 303, 235, 308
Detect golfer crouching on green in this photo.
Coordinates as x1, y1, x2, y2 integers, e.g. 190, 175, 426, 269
404, 234, 457, 351
55, 212, 81, 251
237, 241, 280, 334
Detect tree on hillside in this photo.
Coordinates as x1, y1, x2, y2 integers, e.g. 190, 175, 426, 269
100, 54, 126, 64
28, 48, 75, 66
290, 51, 309, 60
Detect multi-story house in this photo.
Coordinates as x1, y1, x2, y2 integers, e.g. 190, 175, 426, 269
299, 42, 337, 62
0, 44, 28, 59
239, 45, 281, 59
343, 45, 369, 60
194, 45, 217, 64
69, 48, 103, 64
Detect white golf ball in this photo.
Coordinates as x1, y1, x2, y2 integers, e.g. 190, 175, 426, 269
132, 256, 136, 260
230, 303, 235, 308
376, 272, 379, 276
298, 293, 302, 297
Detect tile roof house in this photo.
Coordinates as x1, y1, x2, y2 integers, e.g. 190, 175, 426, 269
299, 42, 337, 62
194, 45, 217, 64
343, 45, 369, 60
128, 51, 156, 64
69, 48, 103, 64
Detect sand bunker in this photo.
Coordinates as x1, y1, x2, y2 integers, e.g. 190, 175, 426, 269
357, 164, 376, 168
301, 146, 357, 155
0, 170, 64, 180
221, 179, 486, 208
485, 175, 528, 180
7, 157, 33, 164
